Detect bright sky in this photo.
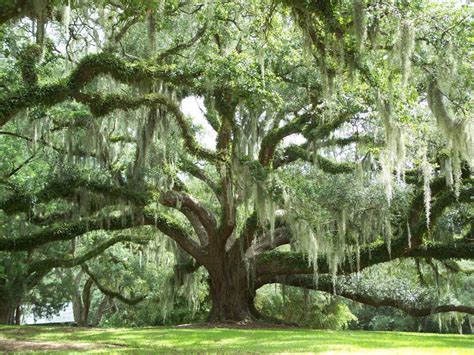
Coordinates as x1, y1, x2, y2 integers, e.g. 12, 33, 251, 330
180, 96, 307, 151
181, 96, 217, 149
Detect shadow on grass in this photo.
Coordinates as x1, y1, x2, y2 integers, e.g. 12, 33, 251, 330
2, 326, 472, 353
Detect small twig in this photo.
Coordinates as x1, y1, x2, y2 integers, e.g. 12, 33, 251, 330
3, 150, 39, 179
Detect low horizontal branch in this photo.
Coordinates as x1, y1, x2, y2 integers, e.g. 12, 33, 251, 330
273, 144, 354, 173
0, 207, 206, 264
268, 275, 474, 317
0, 173, 151, 215
257, 180, 473, 277
26, 233, 152, 285
256, 239, 474, 278
0, 214, 144, 252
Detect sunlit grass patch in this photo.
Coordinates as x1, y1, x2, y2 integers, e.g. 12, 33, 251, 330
0, 326, 472, 354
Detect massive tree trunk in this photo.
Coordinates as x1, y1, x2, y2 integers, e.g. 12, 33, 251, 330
207, 272, 258, 322
205, 249, 259, 322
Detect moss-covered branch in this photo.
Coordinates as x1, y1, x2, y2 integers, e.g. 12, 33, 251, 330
267, 275, 474, 317
73, 92, 219, 161
256, 230, 473, 278
0, 81, 70, 127
250, 227, 292, 255
156, 24, 207, 62
259, 106, 355, 168
0, 205, 206, 263
0, 52, 199, 127
0, 130, 94, 159
273, 143, 354, 173
82, 264, 147, 306
0, 173, 151, 215
0, 214, 145, 252
214, 89, 237, 153
143, 210, 207, 263
180, 159, 220, 197
228, 212, 259, 261
314, 134, 376, 149
259, 114, 310, 166
26, 233, 152, 286
257, 182, 473, 277
67, 52, 198, 91
18, 44, 42, 86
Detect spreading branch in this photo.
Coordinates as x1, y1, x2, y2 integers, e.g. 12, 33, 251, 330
159, 190, 218, 242
273, 143, 354, 172
0, 206, 206, 264
259, 107, 355, 168
0, 52, 199, 127
259, 114, 310, 166
0, 173, 151, 215
269, 275, 474, 317
156, 24, 207, 61
180, 159, 220, 198
73, 92, 219, 162
143, 211, 207, 263
257, 183, 474, 278
26, 233, 152, 287
83, 264, 147, 305
0, 214, 145, 252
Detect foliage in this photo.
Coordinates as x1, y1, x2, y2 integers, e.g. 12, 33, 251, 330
256, 284, 357, 330
0, 0, 472, 326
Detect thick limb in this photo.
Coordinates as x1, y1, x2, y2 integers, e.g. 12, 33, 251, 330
266, 275, 474, 317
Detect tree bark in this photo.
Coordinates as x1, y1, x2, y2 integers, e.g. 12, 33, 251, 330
93, 296, 110, 326
205, 251, 259, 322
73, 277, 93, 327
80, 278, 93, 326
207, 276, 258, 322
14, 305, 21, 325
0, 302, 14, 325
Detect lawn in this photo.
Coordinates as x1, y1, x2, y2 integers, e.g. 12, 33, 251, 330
0, 325, 473, 354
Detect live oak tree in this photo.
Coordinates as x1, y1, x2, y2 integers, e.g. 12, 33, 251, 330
0, 0, 472, 324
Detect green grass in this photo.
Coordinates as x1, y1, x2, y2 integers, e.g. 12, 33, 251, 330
0, 325, 473, 354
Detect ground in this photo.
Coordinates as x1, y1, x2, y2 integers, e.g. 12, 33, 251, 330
0, 325, 472, 354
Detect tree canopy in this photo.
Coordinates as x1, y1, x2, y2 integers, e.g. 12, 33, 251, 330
0, 0, 472, 325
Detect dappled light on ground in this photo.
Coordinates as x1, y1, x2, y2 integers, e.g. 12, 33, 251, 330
0, 326, 472, 353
